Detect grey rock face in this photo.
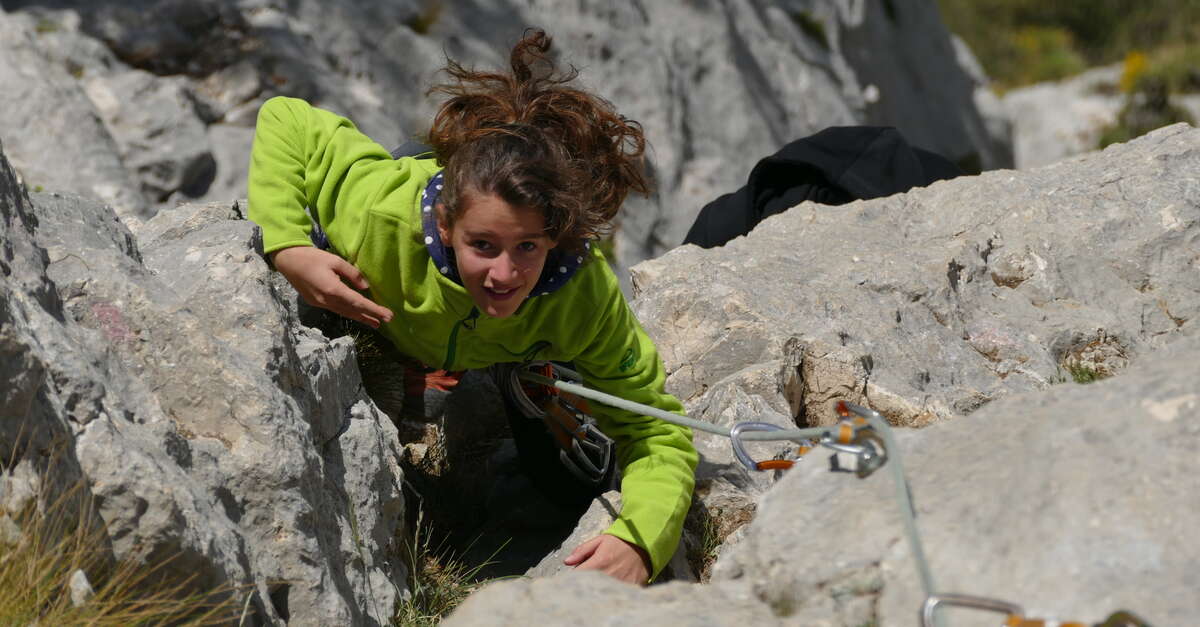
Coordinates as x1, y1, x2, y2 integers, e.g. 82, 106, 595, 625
83, 69, 215, 202
0, 0, 1008, 270
445, 570, 778, 627
0, 12, 147, 218
712, 336, 1200, 625
0, 141, 407, 624
632, 123, 1199, 433
1003, 66, 1125, 169
441, 344, 1200, 626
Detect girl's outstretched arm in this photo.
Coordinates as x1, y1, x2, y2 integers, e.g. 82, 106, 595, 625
570, 262, 699, 581
247, 97, 406, 323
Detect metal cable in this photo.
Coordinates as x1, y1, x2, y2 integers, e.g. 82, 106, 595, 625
518, 370, 830, 441
515, 370, 939, 606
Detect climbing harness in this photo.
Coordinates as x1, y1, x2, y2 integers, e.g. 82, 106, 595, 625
514, 365, 1153, 627
497, 361, 615, 486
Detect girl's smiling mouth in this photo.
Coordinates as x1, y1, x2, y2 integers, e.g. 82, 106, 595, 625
484, 285, 519, 300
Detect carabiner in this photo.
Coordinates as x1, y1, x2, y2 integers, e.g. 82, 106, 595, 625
729, 421, 814, 472
560, 421, 615, 486
826, 402, 889, 477
920, 594, 1024, 627
922, 595, 1150, 627
826, 430, 888, 478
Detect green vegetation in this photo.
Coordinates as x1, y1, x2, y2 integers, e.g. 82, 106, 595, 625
0, 476, 239, 625
404, 1, 443, 35
1098, 46, 1197, 148
1066, 364, 1105, 385
1050, 364, 1109, 385
34, 18, 59, 34
1097, 79, 1195, 147
938, 1, 1200, 90
1137, 44, 1200, 93
788, 10, 830, 50
394, 511, 499, 626
683, 509, 724, 582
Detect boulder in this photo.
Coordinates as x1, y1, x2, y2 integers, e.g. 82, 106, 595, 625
1003, 66, 1125, 169
0, 139, 408, 624
712, 335, 1200, 625
434, 121, 1198, 627
632, 123, 1199, 432
83, 69, 215, 202
0, 11, 147, 219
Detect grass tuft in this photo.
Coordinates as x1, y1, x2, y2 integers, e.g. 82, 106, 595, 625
1051, 364, 1109, 385
404, 1, 443, 35
788, 10, 830, 50
1066, 364, 1105, 384
0, 477, 240, 625
393, 510, 499, 626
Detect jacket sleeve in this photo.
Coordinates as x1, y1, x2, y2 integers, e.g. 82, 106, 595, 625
246, 96, 395, 260
572, 271, 698, 579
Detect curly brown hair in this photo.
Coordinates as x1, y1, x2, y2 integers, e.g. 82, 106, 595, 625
425, 29, 651, 254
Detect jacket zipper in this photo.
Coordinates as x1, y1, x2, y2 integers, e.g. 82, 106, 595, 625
442, 306, 479, 370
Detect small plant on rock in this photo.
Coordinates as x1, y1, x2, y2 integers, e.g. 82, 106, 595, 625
0, 476, 240, 625
1066, 363, 1105, 384
394, 510, 499, 626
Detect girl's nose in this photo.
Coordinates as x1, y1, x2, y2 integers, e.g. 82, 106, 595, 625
490, 253, 520, 281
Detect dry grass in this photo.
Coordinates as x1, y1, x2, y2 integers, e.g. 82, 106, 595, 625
0, 474, 241, 625
393, 510, 502, 626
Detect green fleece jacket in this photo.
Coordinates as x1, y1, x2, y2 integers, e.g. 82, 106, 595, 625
247, 96, 697, 576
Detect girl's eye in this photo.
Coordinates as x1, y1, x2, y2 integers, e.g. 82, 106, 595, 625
470, 240, 492, 251
518, 241, 538, 252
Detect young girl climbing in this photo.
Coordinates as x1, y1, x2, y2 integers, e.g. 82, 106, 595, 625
246, 30, 697, 584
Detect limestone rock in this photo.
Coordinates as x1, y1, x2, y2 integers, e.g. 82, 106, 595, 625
0, 140, 407, 624
445, 570, 778, 627
712, 336, 1200, 625
436, 310, 1200, 626
1003, 66, 1125, 169
68, 569, 95, 608
0, 12, 147, 218
632, 124, 1199, 434
82, 69, 215, 202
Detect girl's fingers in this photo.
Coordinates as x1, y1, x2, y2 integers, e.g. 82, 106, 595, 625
358, 313, 381, 329
563, 536, 604, 566
332, 286, 393, 325
333, 257, 370, 290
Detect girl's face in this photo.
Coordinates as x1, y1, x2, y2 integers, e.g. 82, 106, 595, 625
437, 192, 555, 318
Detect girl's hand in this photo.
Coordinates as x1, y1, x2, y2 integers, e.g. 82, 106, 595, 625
563, 534, 651, 585
270, 246, 394, 328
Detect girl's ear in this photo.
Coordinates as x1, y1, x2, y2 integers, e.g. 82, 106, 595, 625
436, 207, 453, 247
